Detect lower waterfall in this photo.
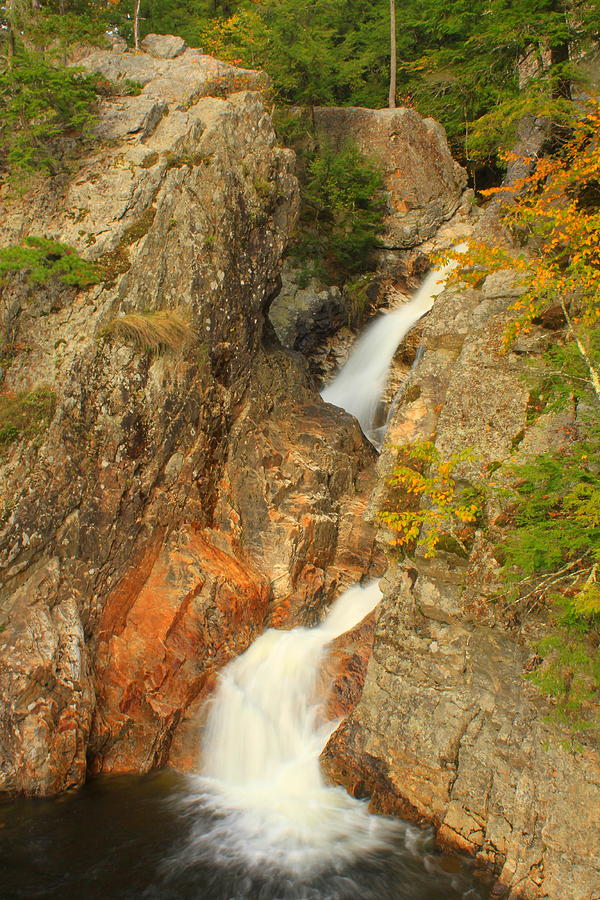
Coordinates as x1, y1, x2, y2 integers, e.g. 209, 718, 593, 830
163, 582, 484, 899
188, 582, 396, 874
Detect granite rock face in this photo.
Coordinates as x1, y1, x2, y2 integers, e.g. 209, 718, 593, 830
312, 106, 468, 249
0, 41, 297, 792
322, 265, 600, 900
90, 526, 271, 774
141, 33, 188, 58
212, 349, 385, 625
268, 261, 345, 354
0, 40, 385, 795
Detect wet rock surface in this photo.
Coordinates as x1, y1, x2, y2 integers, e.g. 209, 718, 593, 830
212, 349, 385, 626
90, 526, 270, 775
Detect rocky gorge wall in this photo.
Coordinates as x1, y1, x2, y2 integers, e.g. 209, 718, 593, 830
0, 39, 382, 793
1, 36, 598, 900
321, 258, 600, 897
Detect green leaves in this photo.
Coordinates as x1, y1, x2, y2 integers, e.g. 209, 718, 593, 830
0, 236, 99, 287
0, 386, 57, 453
501, 432, 600, 580
292, 141, 385, 280
0, 49, 98, 182
199, 0, 392, 107
498, 422, 599, 733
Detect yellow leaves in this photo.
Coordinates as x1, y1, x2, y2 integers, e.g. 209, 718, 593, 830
378, 441, 482, 557
455, 503, 479, 524
573, 582, 600, 618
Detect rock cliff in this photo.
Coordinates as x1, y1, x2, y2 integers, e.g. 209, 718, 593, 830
322, 264, 600, 898
311, 106, 468, 250
0, 42, 381, 793
1, 36, 597, 900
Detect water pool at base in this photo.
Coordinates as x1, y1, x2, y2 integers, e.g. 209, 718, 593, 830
1, 585, 491, 900
0, 770, 491, 900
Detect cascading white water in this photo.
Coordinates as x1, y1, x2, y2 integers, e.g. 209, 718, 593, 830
321, 251, 465, 448
184, 582, 404, 876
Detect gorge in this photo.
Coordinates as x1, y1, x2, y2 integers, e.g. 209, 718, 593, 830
0, 35, 599, 900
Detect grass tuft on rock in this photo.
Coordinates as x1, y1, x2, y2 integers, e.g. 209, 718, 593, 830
102, 310, 196, 354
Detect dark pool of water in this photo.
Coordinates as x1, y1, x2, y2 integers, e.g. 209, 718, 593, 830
0, 771, 491, 900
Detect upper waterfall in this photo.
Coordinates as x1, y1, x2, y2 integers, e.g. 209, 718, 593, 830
321, 252, 465, 447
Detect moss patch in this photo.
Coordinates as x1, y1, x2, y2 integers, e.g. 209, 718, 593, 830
0, 386, 57, 452
120, 209, 157, 247
96, 208, 157, 284
164, 151, 213, 169
96, 246, 131, 285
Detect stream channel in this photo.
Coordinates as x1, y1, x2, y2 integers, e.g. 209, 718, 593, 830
1, 259, 491, 900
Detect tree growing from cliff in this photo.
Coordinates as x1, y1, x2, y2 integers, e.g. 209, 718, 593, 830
0, 48, 99, 182
441, 101, 600, 732
0, 236, 99, 285
378, 441, 482, 557
495, 418, 600, 732
291, 140, 386, 280
448, 101, 600, 401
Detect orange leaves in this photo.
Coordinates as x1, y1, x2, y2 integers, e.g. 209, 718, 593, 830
451, 99, 600, 348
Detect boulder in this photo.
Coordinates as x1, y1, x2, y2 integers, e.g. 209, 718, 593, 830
312, 106, 468, 249
141, 33, 187, 59
268, 261, 345, 352
76, 44, 268, 107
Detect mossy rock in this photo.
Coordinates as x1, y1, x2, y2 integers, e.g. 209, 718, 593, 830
0, 386, 57, 453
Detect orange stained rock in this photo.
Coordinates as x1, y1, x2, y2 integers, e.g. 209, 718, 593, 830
90, 525, 270, 775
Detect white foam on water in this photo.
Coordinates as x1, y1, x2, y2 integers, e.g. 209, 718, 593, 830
184, 581, 404, 875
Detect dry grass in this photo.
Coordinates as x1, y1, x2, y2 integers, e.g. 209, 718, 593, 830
102, 310, 196, 354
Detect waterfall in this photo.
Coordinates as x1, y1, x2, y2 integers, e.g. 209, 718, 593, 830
321, 252, 465, 447
180, 582, 404, 877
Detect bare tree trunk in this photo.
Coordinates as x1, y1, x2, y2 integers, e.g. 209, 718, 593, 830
8, 26, 16, 65
134, 0, 141, 50
559, 298, 600, 402
6, 0, 16, 67
388, 0, 397, 108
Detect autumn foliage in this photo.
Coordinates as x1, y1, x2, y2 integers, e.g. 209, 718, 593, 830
378, 441, 481, 558
445, 102, 600, 399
